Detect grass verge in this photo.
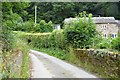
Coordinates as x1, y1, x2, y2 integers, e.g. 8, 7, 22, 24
13, 31, 30, 78
1, 31, 30, 78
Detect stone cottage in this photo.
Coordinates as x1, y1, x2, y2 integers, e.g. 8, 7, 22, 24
64, 17, 119, 38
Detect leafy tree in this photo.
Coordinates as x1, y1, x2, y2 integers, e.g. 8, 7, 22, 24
47, 21, 54, 32
64, 12, 98, 48
2, 2, 30, 51
2, 2, 30, 21
3, 13, 23, 30
22, 20, 34, 32
39, 20, 54, 32
2, 2, 30, 31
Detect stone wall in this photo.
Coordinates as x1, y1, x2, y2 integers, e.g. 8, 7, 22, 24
74, 49, 120, 78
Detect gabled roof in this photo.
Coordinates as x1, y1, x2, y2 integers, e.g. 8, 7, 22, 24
64, 17, 116, 24
92, 17, 116, 23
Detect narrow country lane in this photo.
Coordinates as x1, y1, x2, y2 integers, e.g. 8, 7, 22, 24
30, 50, 97, 78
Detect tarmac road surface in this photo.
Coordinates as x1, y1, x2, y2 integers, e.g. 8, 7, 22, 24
30, 50, 97, 78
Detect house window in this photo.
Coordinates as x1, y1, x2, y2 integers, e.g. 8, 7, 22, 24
105, 25, 106, 29
101, 25, 107, 30
105, 34, 106, 38
104, 25, 107, 30
112, 34, 114, 38
115, 34, 117, 37
103, 34, 107, 38
111, 34, 117, 38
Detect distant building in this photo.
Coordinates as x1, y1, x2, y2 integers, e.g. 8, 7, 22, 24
54, 24, 61, 30
64, 17, 119, 38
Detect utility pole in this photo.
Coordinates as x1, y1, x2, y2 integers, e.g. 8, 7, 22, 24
35, 5, 37, 27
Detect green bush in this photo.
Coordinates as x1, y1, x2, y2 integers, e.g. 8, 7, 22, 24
3, 13, 23, 31
64, 12, 98, 48
22, 20, 34, 32
46, 21, 54, 32
4, 18, 54, 33
111, 37, 120, 51
97, 38, 112, 49
34, 23, 41, 32
96, 37, 120, 51
39, 20, 54, 33
49, 29, 66, 49
21, 20, 54, 33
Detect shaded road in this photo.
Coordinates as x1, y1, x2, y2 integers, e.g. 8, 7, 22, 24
30, 50, 97, 78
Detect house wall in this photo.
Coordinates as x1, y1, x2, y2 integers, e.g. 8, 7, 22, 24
54, 24, 61, 30
118, 24, 120, 33
96, 23, 118, 38
118, 26, 120, 33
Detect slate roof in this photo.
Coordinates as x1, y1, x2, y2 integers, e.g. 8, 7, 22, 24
92, 17, 116, 23
64, 17, 116, 24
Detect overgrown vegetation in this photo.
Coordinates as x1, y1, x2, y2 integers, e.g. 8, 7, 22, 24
1, 31, 30, 78
12, 31, 30, 78
111, 37, 120, 51
95, 36, 120, 52
1, 2, 30, 78
1, 2, 120, 79
3, 19, 54, 33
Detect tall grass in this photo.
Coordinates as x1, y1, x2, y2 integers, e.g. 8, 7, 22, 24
12, 31, 30, 78
1, 31, 30, 78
